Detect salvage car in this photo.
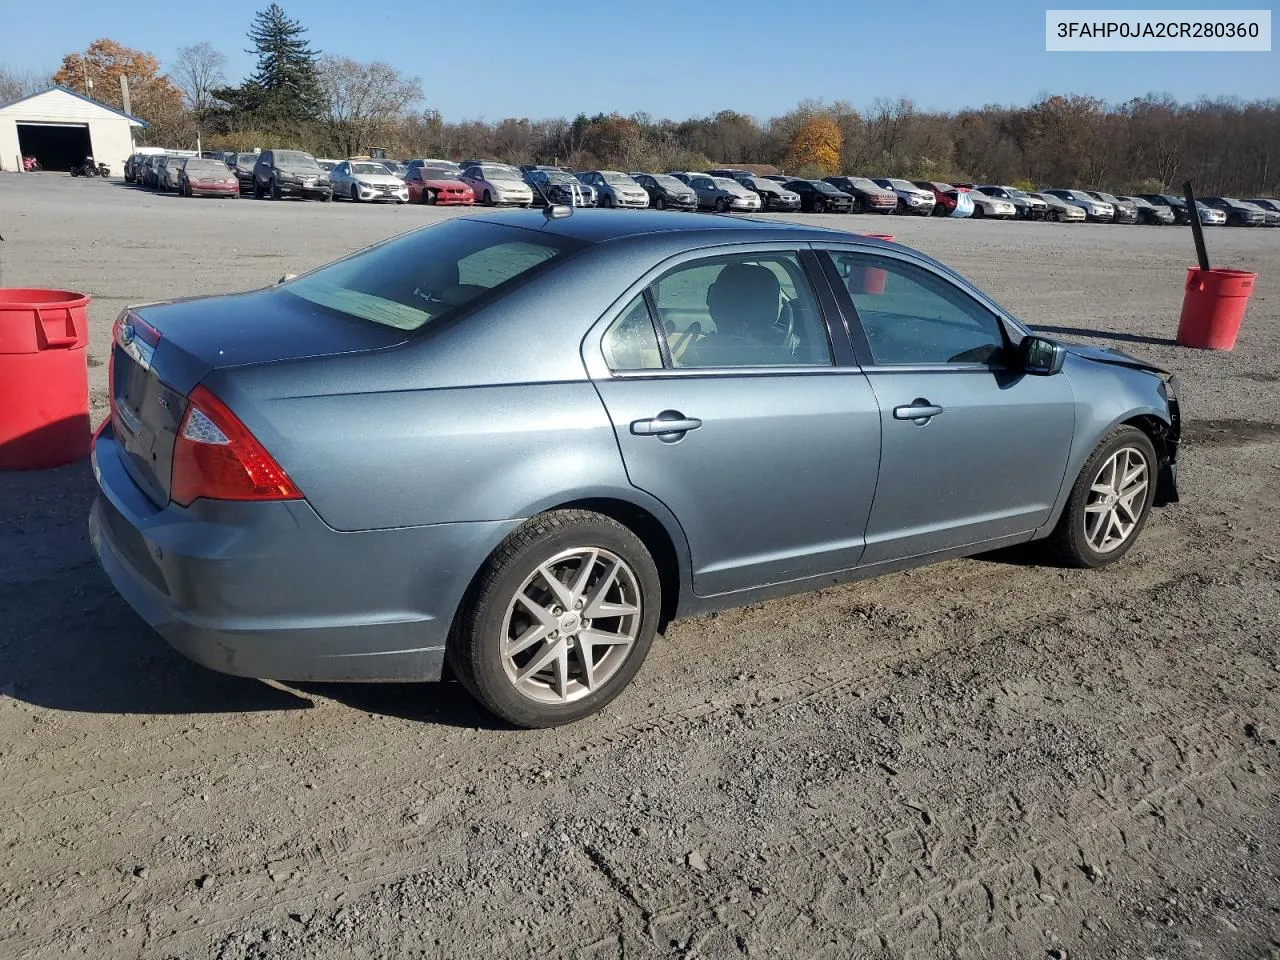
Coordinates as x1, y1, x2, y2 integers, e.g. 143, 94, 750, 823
1244, 198, 1280, 226
1118, 196, 1175, 225
154, 156, 183, 193
733, 175, 802, 211
406, 166, 475, 205
784, 179, 854, 213
911, 181, 974, 218
331, 160, 410, 203
1031, 192, 1086, 222
1200, 197, 1267, 226
827, 176, 898, 214
89, 211, 1182, 728
525, 169, 597, 207
975, 185, 1048, 220
1085, 191, 1138, 224
229, 153, 260, 193
686, 176, 762, 213
460, 164, 534, 207
630, 173, 699, 211
577, 171, 651, 208
177, 157, 240, 198
408, 158, 462, 177
871, 178, 936, 215
1042, 189, 1114, 222
966, 191, 1018, 219
252, 150, 332, 201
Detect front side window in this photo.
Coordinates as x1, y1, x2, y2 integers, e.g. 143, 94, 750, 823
650, 254, 832, 369
827, 252, 1007, 366
285, 220, 584, 332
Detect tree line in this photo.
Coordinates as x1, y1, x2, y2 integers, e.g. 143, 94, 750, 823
2, 9, 1276, 196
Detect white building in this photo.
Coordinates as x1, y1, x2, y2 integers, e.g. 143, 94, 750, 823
0, 86, 147, 175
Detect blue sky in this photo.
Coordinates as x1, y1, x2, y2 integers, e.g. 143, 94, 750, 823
3, 0, 1275, 119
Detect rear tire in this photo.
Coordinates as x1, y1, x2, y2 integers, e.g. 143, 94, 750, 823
813, 197, 827, 213
1041, 425, 1157, 568
448, 510, 661, 728
654, 196, 666, 210
972, 204, 985, 218
715, 197, 729, 213
271, 180, 282, 201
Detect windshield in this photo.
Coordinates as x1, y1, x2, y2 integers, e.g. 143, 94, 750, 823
601, 172, 638, 186
421, 168, 460, 180
480, 166, 520, 180
285, 220, 586, 332
849, 178, 881, 191
539, 171, 575, 185
184, 159, 228, 175
1006, 187, 1028, 198
888, 179, 916, 191
317, 160, 336, 171
814, 181, 841, 194
274, 151, 319, 172
237, 154, 258, 166
651, 175, 687, 190
351, 162, 390, 176
712, 177, 744, 192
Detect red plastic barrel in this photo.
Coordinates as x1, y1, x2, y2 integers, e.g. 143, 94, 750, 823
851, 235, 894, 295
0, 289, 92, 469
1176, 268, 1256, 351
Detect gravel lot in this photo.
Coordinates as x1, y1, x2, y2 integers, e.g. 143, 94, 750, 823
1, 173, 1278, 960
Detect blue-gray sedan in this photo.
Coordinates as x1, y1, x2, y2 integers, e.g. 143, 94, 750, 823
90, 210, 1181, 727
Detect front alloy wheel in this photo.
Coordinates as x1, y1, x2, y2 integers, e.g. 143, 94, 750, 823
449, 510, 661, 727
1044, 425, 1157, 567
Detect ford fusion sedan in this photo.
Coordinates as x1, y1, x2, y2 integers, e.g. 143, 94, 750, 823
871, 178, 935, 216
784, 179, 854, 213
1043, 189, 1114, 222
460, 164, 534, 207
1200, 197, 1267, 226
406, 166, 475, 205
630, 173, 699, 211
1031, 192, 1086, 222
1118, 196, 1175, 225
89, 210, 1182, 728
578, 171, 651, 208
826, 177, 898, 214
976, 185, 1048, 220
733, 175, 801, 211
331, 160, 409, 203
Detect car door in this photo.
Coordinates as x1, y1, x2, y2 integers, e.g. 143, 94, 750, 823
584, 246, 881, 596
817, 246, 1076, 566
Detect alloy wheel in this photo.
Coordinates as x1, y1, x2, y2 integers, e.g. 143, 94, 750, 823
500, 547, 642, 705
1083, 446, 1150, 553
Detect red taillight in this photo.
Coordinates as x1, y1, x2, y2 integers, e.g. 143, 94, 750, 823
170, 385, 302, 506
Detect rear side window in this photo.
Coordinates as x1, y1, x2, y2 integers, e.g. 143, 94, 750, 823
285, 219, 585, 331
601, 296, 663, 370
827, 253, 1006, 366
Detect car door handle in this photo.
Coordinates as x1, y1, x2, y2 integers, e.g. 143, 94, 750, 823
631, 413, 702, 437
893, 400, 944, 422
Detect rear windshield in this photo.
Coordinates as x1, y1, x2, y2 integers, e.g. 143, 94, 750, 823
284, 219, 585, 332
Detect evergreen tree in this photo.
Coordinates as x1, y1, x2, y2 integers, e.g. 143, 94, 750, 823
244, 4, 321, 122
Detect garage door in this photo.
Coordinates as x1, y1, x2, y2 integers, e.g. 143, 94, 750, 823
17, 123, 93, 172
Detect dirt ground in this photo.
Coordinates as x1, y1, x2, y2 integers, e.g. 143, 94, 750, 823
0, 173, 1277, 960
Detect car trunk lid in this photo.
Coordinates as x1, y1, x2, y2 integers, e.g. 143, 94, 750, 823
110, 288, 408, 506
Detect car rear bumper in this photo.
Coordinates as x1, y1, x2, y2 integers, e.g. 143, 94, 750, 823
88, 425, 519, 682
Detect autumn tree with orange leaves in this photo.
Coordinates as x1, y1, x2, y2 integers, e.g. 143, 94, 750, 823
784, 115, 842, 176
52, 39, 185, 139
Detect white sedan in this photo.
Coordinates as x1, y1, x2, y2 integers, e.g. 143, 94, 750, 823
330, 160, 409, 203
460, 165, 534, 207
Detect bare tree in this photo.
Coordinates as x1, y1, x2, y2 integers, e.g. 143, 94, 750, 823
317, 55, 421, 157
0, 66, 51, 103
171, 43, 226, 117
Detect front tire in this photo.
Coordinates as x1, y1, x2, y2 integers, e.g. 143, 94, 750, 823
654, 196, 665, 210
271, 180, 282, 201
448, 510, 661, 728
972, 204, 985, 219
423, 189, 436, 205
1042, 425, 1157, 568
813, 197, 827, 213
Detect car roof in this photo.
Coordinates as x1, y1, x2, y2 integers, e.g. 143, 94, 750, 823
465, 209, 867, 246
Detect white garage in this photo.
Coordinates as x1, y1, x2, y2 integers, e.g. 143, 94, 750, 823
0, 86, 147, 175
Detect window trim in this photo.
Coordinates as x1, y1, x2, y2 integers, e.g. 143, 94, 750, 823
581, 242, 853, 381
815, 245, 1025, 372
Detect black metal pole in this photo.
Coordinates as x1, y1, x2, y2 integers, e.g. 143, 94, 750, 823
1183, 180, 1210, 272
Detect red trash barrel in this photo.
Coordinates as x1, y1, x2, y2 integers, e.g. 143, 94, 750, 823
851, 235, 895, 295
1176, 268, 1256, 351
0, 289, 92, 469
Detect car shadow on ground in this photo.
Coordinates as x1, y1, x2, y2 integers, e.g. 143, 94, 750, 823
0, 460, 312, 716
1036, 324, 1178, 347
297, 679, 511, 730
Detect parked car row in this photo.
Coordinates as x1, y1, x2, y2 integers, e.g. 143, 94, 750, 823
121, 149, 1280, 226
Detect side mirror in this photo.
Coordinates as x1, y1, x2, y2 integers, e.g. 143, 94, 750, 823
1019, 335, 1065, 375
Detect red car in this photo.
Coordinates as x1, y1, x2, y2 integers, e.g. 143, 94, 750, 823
913, 181, 968, 216
178, 158, 240, 198
406, 167, 475, 205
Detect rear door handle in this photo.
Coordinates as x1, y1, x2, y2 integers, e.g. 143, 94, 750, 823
893, 400, 944, 422
631, 412, 702, 438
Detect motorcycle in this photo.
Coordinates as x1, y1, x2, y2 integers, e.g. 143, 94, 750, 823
70, 157, 110, 178
22, 155, 41, 172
